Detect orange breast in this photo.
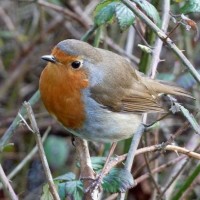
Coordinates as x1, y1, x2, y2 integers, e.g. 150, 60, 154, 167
39, 63, 89, 129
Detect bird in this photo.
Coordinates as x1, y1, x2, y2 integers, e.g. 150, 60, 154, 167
39, 39, 192, 143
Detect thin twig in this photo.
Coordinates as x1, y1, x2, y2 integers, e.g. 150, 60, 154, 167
8, 127, 50, 181
0, 7, 20, 42
82, 140, 200, 177
143, 151, 162, 194
38, 0, 89, 28
133, 153, 160, 177
18, 113, 34, 132
0, 129, 49, 190
119, 124, 146, 200
164, 121, 190, 145
107, 155, 186, 200
171, 162, 200, 200
135, 155, 185, 184
23, 102, 60, 200
133, 24, 152, 48
136, 144, 200, 160
0, 90, 40, 150
158, 144, 200, 199
81, 25, 98, 42
102, 154, 127, 173
158, 156, 190, 200
68, 0, 92, 26
166, 135, 200, 199
0, 164, 18, 200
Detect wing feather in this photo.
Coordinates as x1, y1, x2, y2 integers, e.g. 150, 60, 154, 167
88, 48, 193, 114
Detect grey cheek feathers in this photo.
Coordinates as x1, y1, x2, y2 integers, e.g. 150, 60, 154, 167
83, 60, 105, 87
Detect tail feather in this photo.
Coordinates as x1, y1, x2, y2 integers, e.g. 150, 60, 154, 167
155, 81, 194, 99
144, 78, 194, 99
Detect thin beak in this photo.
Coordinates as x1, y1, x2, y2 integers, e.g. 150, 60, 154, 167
41, 55, 56, 63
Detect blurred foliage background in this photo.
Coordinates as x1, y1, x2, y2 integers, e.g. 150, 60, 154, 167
0, 0, 200, 199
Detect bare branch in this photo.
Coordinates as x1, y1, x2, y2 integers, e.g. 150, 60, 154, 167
75, 137, 96, 200
0, 164, 18, 200
23, 102, 60, 200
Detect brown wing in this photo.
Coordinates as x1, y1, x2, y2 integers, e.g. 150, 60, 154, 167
91, 73, 193, 113
121, 71, 194, 113
121, 73, 165, 113
89, 48, 193, 113
122, 95, 163, 113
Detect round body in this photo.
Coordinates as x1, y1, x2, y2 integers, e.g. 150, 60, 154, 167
39, 39, 191, 143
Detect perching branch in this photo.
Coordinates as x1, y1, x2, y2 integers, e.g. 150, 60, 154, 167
23, 102, 60, 200
119, 124, 146, 200
75, 137, 96, 200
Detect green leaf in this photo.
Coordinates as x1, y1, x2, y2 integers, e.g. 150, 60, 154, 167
54, 172, 76, 182
171, 163, 200, 200
76, 156, 106, 172
131, 0, 161, 25
57, 183, 66, 200
41, 181, 59, 200
180, 0, 200, 14
41, 184, 53, 200
94, 0, 119, 26
44, 135, 69, 169
2, 143, 14, 152
94, 0, 119, 14
59, 180, 84, 200
55, 173, 84, 200
102, 168, 134, 193
138, 44, 152, 54
91, 157, 106, 172
115, 3, 135, 31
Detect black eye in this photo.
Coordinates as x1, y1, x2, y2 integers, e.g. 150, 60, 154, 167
71, 61, 81, 69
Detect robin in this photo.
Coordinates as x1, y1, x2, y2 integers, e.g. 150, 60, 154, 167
39, 39, 192, 143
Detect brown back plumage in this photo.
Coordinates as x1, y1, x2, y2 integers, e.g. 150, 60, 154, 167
89, 46, 193, 114
121, 73, 193, 113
